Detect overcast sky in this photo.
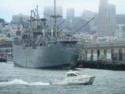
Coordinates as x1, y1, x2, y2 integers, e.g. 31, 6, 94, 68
0, 0, 125, 22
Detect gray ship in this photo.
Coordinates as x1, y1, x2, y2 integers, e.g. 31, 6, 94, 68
13, 0, 79, 69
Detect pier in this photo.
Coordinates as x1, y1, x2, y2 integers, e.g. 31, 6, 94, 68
77, 40, 125, 71
77, 61, 125, 71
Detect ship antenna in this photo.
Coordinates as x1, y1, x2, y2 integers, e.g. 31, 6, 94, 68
54, 0, 57, 38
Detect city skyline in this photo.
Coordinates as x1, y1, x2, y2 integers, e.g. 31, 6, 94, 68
0, 0, 125, 22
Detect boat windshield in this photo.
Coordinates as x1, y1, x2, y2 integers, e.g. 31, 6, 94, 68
67, 73, 78, 77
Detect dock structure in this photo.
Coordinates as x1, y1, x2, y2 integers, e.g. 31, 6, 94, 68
82, 41, 125, 62
77, 40, 125, 70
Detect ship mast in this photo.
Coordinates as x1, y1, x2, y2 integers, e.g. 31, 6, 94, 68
36, 5, 39, 27
54, 0, 57, 38
51, 0, 61, 39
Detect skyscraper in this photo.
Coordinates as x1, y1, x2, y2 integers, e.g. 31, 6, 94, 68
66, 8, 75, 19
43, 6, 63, 19
97, 0, 116, 37
43, 6, 63, 28
11, 14, 29, 24
107, 4, 116, 36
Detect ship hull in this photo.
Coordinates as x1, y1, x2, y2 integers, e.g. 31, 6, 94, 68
13, 45, 78, 68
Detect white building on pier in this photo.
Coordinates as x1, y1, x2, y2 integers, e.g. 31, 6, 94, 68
82, 41, 125, 62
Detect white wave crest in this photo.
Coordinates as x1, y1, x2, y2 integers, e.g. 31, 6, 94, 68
0, 79, 50, 86
29, 82, 50, 85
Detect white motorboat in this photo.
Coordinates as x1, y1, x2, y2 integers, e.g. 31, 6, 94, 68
50, 70, 95, 85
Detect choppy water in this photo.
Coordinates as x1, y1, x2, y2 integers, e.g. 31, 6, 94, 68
0, 62, 125, 94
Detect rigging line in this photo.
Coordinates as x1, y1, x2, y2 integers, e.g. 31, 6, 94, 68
19, 17, 32, 45
19, 17, 27, 31
32, 9, 47, 33
65, 18, 84, 32
34, 9, 51, 40
57, 20, 64, 27
69, 17, 95, 36
31, 10, 43, 29
31, 9, 50, 41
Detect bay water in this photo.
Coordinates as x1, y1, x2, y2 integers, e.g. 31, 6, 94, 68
0, 62, 125, 94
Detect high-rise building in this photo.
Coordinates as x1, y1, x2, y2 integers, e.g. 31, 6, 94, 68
43, 6, 63, 19
66, 8, 75, 19
107, 4, 116, 36
11, 14, 29, 24
116, 15, 125, 37
0, 18, 5, 28
116, 14, 125, 25
97, 0, 108, 36
97, 0, 116, 37
43, 6, 63, 28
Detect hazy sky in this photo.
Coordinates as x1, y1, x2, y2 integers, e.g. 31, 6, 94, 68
0, 0, 125, 22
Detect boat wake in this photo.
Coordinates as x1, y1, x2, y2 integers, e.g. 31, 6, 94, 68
0, 79, 50, 86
